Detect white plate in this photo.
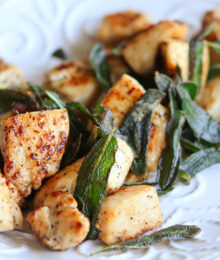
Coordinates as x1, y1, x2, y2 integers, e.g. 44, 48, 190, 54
0, 0, 220, 259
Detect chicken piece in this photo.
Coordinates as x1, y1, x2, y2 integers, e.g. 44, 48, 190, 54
196, 41, 210, 105
200, 77, 220, 122
45, 61, 101, 107
107, 138, 133, 193
122, 21, 188, 75
97, 11, 151, 45
203, 10, 220, 64
0, 173, 23, 231
0, 59, 27, 89
26, 191, 90, 250
160, 39, 189, 81
107, 54, 130, 84
34, 157, 83, 208
96, 185, 162, 245
147, 104, 168, 174
34, 137, 133, 207
203, 10, 220, 42
102, 74, 146, 127
0, 109, 69, 198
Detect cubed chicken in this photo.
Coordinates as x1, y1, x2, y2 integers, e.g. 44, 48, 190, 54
0, 109, 69, 198
45, 61, 101, 107
34, 138, 133, 207
102, 74, 146, 127
0, 173, 23, 231
0, 59, 26, 89
122, 21, 188, 75
97, 11, 151, 45
160, 39, 189, 81
203, 10, 220, 64
96, 185, 162, 245
196, 41, 210, 105
107, 54, 130, 84
201, 77, 220, 122
34, 157, 84, 208
26, 191, 90, 250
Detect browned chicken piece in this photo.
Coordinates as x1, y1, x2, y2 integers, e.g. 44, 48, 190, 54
0, 109, 69, 198
26, 191, 90, 250
96, 185, 162, 245
203, 10, 220, 41
203, 10, 220, 64
102, 74, 145, 127
160, 39, 189, 81
200, 77, 220, 122
0, 173, 23, 231
196, 41, 210, 105
34, 157, 83, 208
34, 138, 133, 207
0, 59, 27, 89
97, 11, 151, 45
107, 54, 130, 84
122, 21, 188, 75
45, 61, 101, 107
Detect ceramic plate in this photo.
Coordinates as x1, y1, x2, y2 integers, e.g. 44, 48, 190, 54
0, 0, 220, 259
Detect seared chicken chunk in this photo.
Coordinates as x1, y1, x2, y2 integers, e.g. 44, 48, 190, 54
97, 11, 151, 45
203, 10, 220, 64
45, 61, 101, 107
34, 138, 133, 207
0, 59, 26, 89
102, 74, 145, 127
147, 104, 168, 174
34, 157, 84, 208
122, 21, 188, 75
0, 173, 23, 231
26, 191, 90, 250
196, 41, 210, 105
160, 39, 189, 81
96, 185, 162, 245
0, 109, 69, 198
201, 77, 220, 122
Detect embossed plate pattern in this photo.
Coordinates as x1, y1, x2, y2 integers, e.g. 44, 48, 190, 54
0, 0, 220, 259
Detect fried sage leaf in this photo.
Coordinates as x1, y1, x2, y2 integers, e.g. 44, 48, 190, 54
189, 22, 216, 92
207, 41, 220, 54
92, 224, 201, 255
0, 89, 35, 114
157, 88, 185, 191
89, 43, 112, 91
74, 130, 117, 239
52, 48, 69, 60
179, 148, 220, 182
177, 87, 220, 144
208, 64, 220, 80
120, 89, 165, 176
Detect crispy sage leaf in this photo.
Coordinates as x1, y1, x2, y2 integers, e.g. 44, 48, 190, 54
52, 48, 69, 60
0, 89, 35, 114
120, 89, 165, 176
189, 22, 216, 92
181, 137, 201, 153
89, 43, 112, 91
92, 224, 201, 255
208, 64, 220, 80
179, 148, 220, 182
181, 82, 198, 100
74, 130, 117, 239
207, 41, 220, 54
157, 88, 185, 190
177, 87, 220, 144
